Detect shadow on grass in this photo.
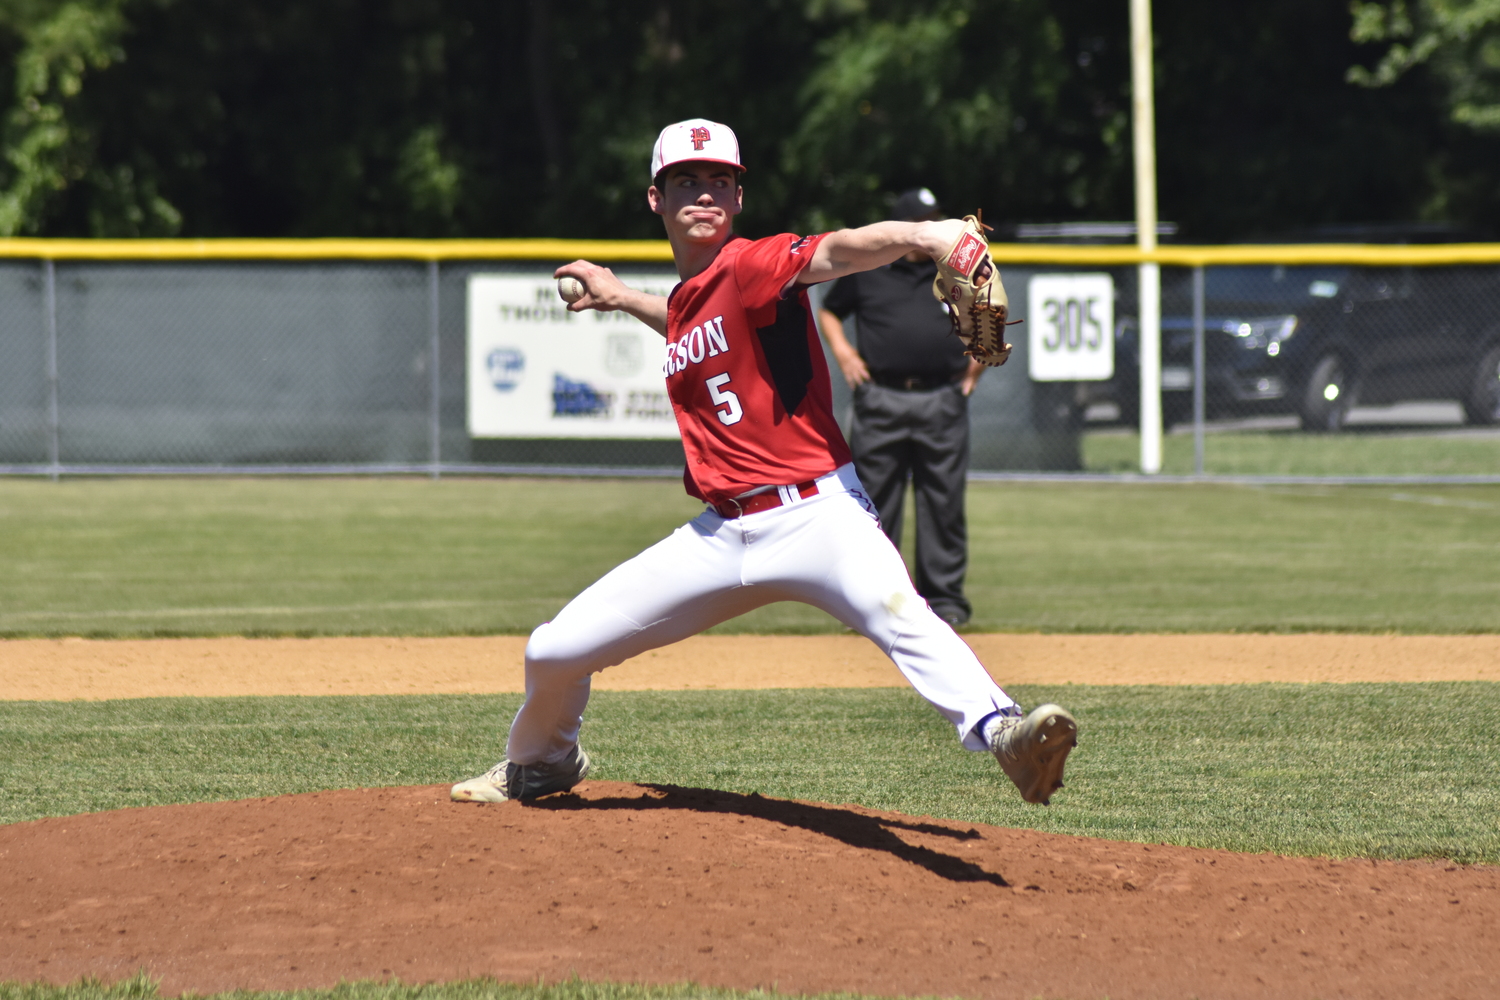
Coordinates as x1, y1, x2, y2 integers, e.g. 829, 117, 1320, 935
527, 782, 1009, 886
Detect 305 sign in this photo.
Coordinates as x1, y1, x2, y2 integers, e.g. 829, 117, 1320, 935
1026, 273, 1115, 381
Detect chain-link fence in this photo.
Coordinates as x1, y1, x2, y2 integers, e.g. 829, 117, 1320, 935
2, 242, 1498, 480
0, 254, 696, 475
1044, 258, 1500, 478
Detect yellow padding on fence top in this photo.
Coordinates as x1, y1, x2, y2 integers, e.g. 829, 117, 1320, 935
0, 237, 1498, 266
0, 238, 676, 262
989, 243, 1500, 267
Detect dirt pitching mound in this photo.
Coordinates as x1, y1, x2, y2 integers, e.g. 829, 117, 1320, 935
2, 783, 1496, 1000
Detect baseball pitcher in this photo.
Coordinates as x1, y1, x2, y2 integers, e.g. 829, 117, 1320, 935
451, 119, 1076, 807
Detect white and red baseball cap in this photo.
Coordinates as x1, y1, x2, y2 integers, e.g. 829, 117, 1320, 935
650, 119, 744, 180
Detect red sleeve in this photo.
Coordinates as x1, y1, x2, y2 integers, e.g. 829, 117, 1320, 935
732, 233, 829, 312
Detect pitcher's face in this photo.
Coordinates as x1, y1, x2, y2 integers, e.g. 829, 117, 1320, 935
648, 162, 742, 245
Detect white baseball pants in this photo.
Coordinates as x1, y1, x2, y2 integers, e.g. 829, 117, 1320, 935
506, 463, 1016, 765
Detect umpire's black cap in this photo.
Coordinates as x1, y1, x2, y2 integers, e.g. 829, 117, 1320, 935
890, 187, 943, 221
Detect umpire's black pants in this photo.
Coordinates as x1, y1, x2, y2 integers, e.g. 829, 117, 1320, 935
849, 381, 971, 623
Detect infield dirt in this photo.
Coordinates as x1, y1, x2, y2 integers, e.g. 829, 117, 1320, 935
5, 632, 1499, 700
3, 634, 1498, 999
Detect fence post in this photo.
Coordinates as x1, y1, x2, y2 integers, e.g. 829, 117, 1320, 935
43, 259, 60, 482
1192, 264, 1205, 476
428, 259, 441, 480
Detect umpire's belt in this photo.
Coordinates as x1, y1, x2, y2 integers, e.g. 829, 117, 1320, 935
711, 480, 818, 519
870, 371, 958, 391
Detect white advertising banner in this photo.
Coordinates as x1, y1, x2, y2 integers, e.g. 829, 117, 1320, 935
467, 272, 682, 439
1026, 273, 1116, 381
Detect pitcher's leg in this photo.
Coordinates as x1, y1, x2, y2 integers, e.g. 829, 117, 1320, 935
506, 514, 771, 765
754, 492, 1013, 750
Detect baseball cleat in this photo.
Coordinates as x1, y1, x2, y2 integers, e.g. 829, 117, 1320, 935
989, 704, 1078, 805
450, 744, 591, 803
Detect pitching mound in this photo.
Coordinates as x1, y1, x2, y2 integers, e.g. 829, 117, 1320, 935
2, 783, 1496, 1000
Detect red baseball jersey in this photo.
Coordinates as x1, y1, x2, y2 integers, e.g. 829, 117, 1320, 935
663, 233, 853, 506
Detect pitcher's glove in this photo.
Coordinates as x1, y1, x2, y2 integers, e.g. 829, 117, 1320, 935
931, 214, 1013, 366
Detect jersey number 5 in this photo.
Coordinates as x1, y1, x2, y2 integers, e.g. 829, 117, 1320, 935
705, 373, 743, 426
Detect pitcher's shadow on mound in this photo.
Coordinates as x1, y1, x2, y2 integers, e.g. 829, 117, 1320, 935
527, 783, 1009, 886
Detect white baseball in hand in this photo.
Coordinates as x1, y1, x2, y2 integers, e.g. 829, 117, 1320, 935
558, 277, 585, 303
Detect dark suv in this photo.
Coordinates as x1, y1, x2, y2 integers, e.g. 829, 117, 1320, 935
1104, 262, 1500, 430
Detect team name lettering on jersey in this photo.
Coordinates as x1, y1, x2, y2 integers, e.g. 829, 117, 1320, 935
663, 314, 729, 376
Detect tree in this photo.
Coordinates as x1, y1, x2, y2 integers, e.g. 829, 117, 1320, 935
1349, 0, 1500, 131
0, 1, 1494, 239
778, 0, 1132, 233
0, 0, 132, 235
1150, 0, 1463, 239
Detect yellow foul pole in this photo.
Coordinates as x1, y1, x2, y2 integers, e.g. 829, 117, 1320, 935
1131, 0, 1162, 473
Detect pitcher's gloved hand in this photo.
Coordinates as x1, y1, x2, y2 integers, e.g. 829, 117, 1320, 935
931, 213, 1014, 366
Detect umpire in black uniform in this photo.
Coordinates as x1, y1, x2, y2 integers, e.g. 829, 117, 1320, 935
818, 187, 986, 628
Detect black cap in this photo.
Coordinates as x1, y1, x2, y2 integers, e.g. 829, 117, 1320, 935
890, 187, 942, 221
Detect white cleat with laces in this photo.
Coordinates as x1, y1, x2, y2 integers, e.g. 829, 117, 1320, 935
450, 745, 591, 802
988, 705, 1077, 805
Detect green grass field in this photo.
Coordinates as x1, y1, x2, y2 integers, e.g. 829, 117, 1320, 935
0, 974, 883, 1000
1083, 426, 1500, 475
4, 684, 1497, 863
3, 475, 1498, 999
2, 477, 1498, 636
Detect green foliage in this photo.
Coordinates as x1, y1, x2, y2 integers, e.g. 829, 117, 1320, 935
1350, 0, 1500, 131
0, 1, 1491, 238
3, 684, 1498, 862
783, 1, 1128, 232
0, 0, 130, 235
2, 478, 1499, 636
396, 125, 461, 222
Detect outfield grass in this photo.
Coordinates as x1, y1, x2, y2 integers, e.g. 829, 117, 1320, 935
0, 974, 885, 1000
2, 478, 1498, 636
1083, 426, 1500, 475
3, 685, 1496, 863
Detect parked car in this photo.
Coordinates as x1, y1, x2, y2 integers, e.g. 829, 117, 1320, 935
1094, 262, 1500, 430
